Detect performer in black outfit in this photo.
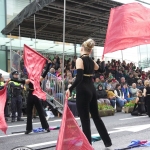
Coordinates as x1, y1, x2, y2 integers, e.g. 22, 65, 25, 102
10, 60, 51, 134
66, 39, 112, 147
143, 80, 150, 117
131, 90, 146, 116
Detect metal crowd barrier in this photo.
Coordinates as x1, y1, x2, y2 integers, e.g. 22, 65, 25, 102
42, 73, 64, 114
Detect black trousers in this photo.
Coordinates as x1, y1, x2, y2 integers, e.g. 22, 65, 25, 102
76, 85, 111, 146
11, 95, 22, 119
26, 92, 49, 131
4, 98, 9, 117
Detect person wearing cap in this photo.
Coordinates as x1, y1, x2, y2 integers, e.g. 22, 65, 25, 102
9, 71, 24, 122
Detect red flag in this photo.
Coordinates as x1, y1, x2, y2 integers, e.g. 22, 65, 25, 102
103, 3, 150, 56
56, 100, 93, 150
0, 86, 8, 134
23, 44, 47, 100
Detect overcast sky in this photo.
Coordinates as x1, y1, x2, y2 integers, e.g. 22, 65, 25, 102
112, 0, 150, 8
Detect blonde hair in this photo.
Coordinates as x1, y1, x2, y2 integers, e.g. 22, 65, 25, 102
144, 80, 150, 87
82, 39, 95, 52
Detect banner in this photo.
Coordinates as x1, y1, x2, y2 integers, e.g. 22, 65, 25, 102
103, 3, 150, 56
0, 86, 8, 134
56, 99, 93, 150
23, 44, 47, 100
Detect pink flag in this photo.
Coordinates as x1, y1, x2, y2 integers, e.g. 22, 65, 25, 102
56, 99, 93, 150
23, 44, 47, 100
103, 3, 150, 56
0, 86, 8, 134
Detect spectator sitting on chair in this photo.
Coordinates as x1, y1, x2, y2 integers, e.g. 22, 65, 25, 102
96, 84, 110, 105
94, 77, 101, 90
111, 78, 119, 90
127, 73, 136, 86
129, 83, 138, 98
120, 77, 126, 87
114, 84, 127, 108
100, 75, 107, 90
137, 79, 144, 92
122, 83, 135, 102
106, 86, 116, 108
107, 79, 114, 91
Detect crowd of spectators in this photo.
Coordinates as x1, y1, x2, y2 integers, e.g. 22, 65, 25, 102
20, 54, 150, 111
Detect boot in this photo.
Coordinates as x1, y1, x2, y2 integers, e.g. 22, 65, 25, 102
45, 128, 50, 133
25, 130, 32, 134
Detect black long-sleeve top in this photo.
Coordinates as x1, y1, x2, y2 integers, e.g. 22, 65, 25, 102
98, 61, 105, 73
69, 57, 100, 93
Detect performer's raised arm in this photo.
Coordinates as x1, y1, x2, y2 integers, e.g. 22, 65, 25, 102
40, 60, 51, 81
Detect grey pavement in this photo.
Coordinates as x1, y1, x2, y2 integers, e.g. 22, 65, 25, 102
0, 113, 150, 150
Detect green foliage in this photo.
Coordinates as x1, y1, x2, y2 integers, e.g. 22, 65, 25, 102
98, 103, 114, 110
124, 100, 135, 108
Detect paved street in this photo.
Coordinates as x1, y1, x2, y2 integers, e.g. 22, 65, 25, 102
0, 112, 150, 150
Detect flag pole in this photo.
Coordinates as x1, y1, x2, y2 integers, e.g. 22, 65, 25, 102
19, 25, 21, 72
62, 0, 66, 106
121, 50, 123, 62
34, 14, 36, 50
10, 33, 12, 72
19, 25, 21, 55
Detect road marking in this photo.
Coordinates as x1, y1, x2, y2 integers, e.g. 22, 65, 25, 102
0, 133, 24, 138
26, 141, 57, 148
114, 124, 150, 132
1, 123, 150, 139
92, 124, 150, 137
119, 116, 147, 121
8, 118, 80, 128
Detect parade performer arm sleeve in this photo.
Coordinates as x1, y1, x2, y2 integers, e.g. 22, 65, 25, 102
10, 79, 26, 84
99, 61, 105, 73
42, 63, 51, 78
69, 69, 83, 92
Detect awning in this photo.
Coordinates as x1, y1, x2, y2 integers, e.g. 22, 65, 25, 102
1, 0, 122, 46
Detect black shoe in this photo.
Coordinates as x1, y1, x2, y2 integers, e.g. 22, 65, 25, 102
11, 119, 15, 122
25, 130, 32, 134
105, 143, 112, 147
17, 118, 24, 121
45, 128, 50, 132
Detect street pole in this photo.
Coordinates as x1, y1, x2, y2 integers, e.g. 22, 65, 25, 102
62, 0, 66, 106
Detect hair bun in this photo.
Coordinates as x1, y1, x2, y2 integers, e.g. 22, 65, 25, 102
86, 39, 95, 49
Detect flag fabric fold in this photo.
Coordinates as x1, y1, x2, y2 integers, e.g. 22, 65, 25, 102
0, 86, 8, 134
56, 99, 93, 150
103, 3, 150, 56
23, 44, 47, 100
